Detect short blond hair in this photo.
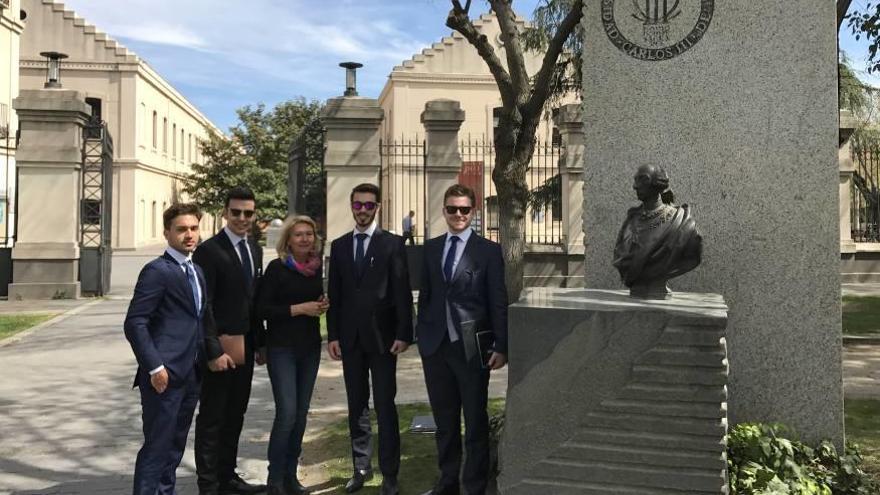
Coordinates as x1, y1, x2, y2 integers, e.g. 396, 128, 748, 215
276, 215, 322, 259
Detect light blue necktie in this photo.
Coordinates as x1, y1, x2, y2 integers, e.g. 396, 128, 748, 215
184, 260, 200, 313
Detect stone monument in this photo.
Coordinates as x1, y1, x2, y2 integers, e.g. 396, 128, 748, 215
500, 169, 728, 493
581, 0, 842, 445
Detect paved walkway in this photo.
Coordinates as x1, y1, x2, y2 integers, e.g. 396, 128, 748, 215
0, 296, 507, 494
0, 261, 877, 494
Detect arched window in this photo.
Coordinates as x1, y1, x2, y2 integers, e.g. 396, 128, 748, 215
172, 123, 177, 158
163, 118, 168, 153
152, 112, 157, 149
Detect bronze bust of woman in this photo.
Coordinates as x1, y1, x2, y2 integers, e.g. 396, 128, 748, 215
613, 164, 702, 299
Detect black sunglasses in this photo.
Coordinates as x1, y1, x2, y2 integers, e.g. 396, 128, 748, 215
445, 205, 472, 215
352, 201, 378, 211
229, 208, 255, 219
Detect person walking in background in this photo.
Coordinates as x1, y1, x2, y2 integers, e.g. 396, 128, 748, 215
326, 183, 413, 495
194, 186, 266, 495
417, 184, 508, 495
124, 203, 207, 495
256, 215, 327, 495
402, 210, 416, 245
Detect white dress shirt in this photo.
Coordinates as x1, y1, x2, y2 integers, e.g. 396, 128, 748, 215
352, 221, 378, 261
443, 228, 473, 343
150, 247, 201, 376
224, 226, 254, 275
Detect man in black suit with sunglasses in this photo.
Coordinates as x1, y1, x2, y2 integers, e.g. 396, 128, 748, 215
327, 183, 413, 495
417, 184, 508, 495
194, 186, 266, 495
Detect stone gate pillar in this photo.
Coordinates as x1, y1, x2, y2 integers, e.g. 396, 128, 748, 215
321, 97, 383, 244
9, 89, 90, 299
422, 99, 465, 239
839, 110, 858, 253
555, 103, 585, 256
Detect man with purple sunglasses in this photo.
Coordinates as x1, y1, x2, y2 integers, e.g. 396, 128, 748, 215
326, 183, 413, 495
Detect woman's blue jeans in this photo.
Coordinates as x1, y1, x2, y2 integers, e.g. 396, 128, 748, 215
266, 346, 321, 483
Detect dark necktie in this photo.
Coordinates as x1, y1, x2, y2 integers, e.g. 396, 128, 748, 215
444, 235, 460, 282
355, 233, 368, 275
237, 239, 253, 286
184, 260, 200, 313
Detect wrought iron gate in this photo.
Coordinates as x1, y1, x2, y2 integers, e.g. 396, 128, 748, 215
79, 120, 113, 295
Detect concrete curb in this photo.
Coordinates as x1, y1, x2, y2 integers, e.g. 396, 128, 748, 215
843, 335, 880, 345
0, 298, 106, 348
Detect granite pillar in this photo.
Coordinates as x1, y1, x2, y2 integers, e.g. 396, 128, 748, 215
580, 1, 841, 444
422, 99, 465, 239
321, 97, 383, 244
9, 89, 90, 299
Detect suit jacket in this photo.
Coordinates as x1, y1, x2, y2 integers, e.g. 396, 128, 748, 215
193, 229, 263, 360
124, 252, 208, 386
416, 231, 508, 359
327, 227, 413, 354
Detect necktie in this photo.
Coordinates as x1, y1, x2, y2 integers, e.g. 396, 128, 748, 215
237, 239, 253, 286
184, 260, 200, 313
355, 233, 367, 275
444, 235, 460, 282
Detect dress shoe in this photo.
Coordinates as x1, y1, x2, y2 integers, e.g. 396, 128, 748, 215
284, 476, 311, 495
344, 469, 373, 493
220, 472, 267, 494
380, 476, 399, 495
421, 482, 460, 495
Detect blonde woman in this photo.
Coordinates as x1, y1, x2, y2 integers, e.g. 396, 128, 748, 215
256, 215, 327, 495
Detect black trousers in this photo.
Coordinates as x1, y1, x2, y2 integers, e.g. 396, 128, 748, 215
194, 357, 255, 491
341, 344, 400, 477
422, 338, 490, 495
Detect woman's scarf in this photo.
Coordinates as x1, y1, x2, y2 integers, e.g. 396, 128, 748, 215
285, 252, 321, 277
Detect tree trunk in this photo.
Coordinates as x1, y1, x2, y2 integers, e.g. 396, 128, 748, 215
838, 0, 853, 31
494, 163, 529, 304
493, 116, 538, 303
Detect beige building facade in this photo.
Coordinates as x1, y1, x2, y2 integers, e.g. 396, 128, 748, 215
18, 0, 220, 250
0, 0, 24, 247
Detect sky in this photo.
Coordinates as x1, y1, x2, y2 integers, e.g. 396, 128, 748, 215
55, 0, 878, 133
55, 0, 541, 132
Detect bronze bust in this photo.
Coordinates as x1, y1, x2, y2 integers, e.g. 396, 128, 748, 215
613, 165, 702, 299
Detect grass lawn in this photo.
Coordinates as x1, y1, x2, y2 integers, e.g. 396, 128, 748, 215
302, 399, 505, 494
842, 295, 880, 336
0, 313, 56, 341
845, 398, 880, 480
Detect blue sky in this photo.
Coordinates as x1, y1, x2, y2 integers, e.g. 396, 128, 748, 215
58, 0, 876, 132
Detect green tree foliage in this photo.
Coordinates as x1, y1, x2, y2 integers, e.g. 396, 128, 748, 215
184, 98, 324, 224
840, 52, 873, 118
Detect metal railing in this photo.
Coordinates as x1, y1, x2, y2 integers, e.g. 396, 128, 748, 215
379, 135, 563, 245
459, 136, 563, 245
380, 137, 426, 244
851, 134, 880, 242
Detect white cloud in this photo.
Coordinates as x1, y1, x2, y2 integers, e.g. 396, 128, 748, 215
110, 22, 208, 49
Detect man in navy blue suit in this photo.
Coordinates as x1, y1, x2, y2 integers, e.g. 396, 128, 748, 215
417, 184, 508, 495
125, 203, 208, 495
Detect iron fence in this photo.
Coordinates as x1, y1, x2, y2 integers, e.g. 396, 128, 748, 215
459, 136, 563, 245
851, 135, 880, 242
380, 137, 426, 244
379, 135, 563, 245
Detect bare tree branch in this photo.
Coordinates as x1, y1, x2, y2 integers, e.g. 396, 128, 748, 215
491, 0, 531, 104
447, 2, 515, 106
838, 0, 853, 31
525, 0, 584, 118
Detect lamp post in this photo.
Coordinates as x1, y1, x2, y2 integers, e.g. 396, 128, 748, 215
39, 51, 68, 89
339, 61, 363, 97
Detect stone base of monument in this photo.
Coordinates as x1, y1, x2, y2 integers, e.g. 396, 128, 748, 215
498, 288, 729, 494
